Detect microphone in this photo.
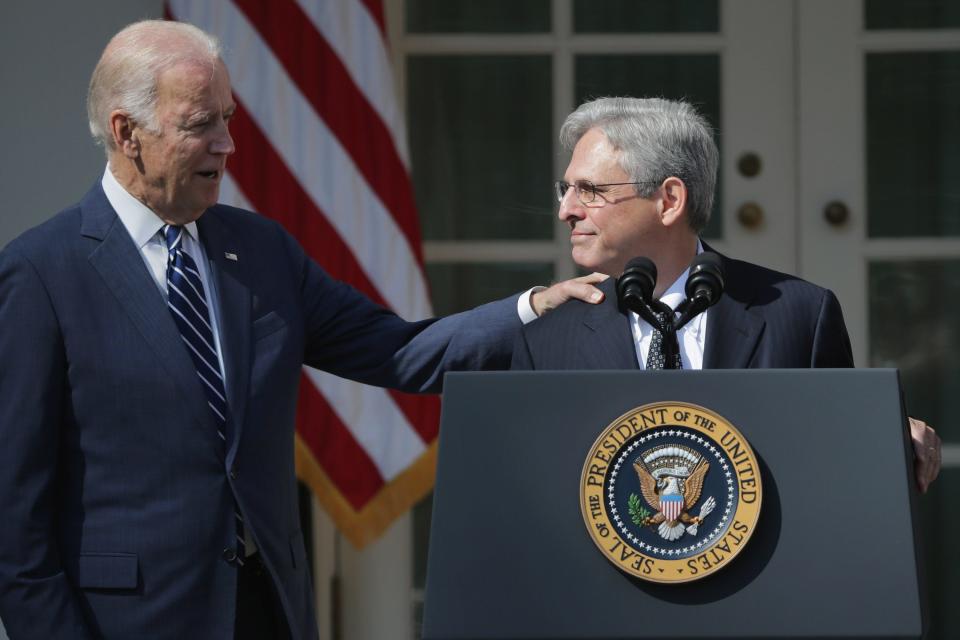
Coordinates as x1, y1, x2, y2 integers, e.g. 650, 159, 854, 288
675, 252, 724, 329
616, 257, 661, 328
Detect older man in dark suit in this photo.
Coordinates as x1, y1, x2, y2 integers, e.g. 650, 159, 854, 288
512, 96, 940, 492
0, 20, 603, 640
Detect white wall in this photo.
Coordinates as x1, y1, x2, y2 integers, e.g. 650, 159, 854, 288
0, 0, 163, 249
0, 4, 162, 635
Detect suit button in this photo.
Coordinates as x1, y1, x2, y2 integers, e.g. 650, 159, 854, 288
229, 467, 237, 480
222, 547, 238, 564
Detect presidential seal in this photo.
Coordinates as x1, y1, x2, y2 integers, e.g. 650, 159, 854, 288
579, 402, 761, 583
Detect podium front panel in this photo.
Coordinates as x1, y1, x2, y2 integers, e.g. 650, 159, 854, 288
422, 370, 924, 640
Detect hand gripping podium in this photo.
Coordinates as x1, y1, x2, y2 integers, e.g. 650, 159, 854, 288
422, 370, 927, 640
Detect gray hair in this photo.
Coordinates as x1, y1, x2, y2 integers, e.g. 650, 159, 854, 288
87, 20, 222, 154
559, 97, 718, 233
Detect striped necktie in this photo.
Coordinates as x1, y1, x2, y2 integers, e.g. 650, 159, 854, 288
163, 224, 246, 563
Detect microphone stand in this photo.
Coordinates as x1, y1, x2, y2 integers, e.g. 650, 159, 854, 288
673, 297, 707, 333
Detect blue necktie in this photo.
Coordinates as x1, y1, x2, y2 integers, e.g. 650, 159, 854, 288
163, 225, 246, 563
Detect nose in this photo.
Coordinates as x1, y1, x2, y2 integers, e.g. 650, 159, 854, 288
558, 185, 584, 223
211, 122, 236, 156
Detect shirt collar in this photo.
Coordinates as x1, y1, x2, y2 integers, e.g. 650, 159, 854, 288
101, 165, 200, 248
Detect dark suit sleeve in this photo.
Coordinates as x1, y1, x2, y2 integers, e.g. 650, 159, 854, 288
510, 327, 535, 370
279, 229, 521, 393
0, 247, 94, 639
811, 289, 855, 368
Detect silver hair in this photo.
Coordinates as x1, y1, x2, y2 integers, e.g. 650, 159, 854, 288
87, 20, 222, 155
559, 97, 719, 233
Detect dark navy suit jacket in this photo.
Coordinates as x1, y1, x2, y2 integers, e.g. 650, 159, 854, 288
0, 184, 520, 640
512, 253, 854, 370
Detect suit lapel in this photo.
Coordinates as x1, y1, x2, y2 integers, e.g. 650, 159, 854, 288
81, 185, 220, 440
581, 279, 639, 369
702, 254, 765, 369
198, 210, 251, 463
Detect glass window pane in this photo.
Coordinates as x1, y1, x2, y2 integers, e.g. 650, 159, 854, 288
406, 0, 550, 33
866, 0, 960, 29
919, 468, 960, 638
574, 0, 719, 33
869, 260, 960, 440
408, 56, 554, 241
574, 54, 723, 238
426, 262, 555, 315
867, 52, 960, 237
871, 260, 960, 638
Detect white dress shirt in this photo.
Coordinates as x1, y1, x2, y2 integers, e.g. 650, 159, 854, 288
517, 287, 544, 324
101, 167, 228, 383
631, 242, 708, 370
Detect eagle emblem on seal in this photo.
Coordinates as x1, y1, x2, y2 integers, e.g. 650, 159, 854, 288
633, 444, 717, 541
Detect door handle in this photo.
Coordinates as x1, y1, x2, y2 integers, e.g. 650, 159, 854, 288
737, 202, 764, 229
823, 201, 850, 226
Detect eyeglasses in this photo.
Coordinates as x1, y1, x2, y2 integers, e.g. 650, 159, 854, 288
554, 179, 661, 207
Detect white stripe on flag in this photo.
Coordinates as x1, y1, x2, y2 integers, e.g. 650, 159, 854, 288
293, 0, 411, 166
219, 172, 251, 211
169, 0, 430, 321
303, 366, 426, 481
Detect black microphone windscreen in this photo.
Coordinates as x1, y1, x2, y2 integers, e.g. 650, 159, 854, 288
691, 251, 723, 275
617, 256, 658, 311
624, 256, 657, 276
685, 251, 725, 306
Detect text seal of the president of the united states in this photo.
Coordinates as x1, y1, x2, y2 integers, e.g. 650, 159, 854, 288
580, 402, 762, 583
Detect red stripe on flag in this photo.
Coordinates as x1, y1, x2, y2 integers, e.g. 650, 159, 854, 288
228, 103, 441, 444
390, 387, 440, 442
296, 373, 384, 509
357, 0, 387, 39
231, 0, 425, 266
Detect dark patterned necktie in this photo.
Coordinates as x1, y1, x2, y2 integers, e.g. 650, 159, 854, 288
163, 225, 246, 563
647, 310, 683, 370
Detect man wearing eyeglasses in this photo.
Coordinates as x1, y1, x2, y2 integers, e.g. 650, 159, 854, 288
512, 96, 940, 493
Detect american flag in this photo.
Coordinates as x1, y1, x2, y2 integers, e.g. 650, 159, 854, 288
165, 0, 440, 548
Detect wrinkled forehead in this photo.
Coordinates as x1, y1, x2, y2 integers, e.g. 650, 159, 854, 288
156, 59, 233, 110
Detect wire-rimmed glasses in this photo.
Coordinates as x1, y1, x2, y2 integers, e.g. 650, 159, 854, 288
554, 179, 661, 207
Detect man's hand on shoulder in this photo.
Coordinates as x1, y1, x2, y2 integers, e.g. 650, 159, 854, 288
531, 273, 608, 317
909, 417, 941, 493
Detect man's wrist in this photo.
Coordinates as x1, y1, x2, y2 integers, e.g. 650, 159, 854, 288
517, 286, 547, 324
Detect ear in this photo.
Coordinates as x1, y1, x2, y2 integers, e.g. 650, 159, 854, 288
108, 110, 140, 159
657, 176, 688, 228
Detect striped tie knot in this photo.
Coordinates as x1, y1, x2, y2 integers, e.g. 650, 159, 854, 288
162, 224, 184, 260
